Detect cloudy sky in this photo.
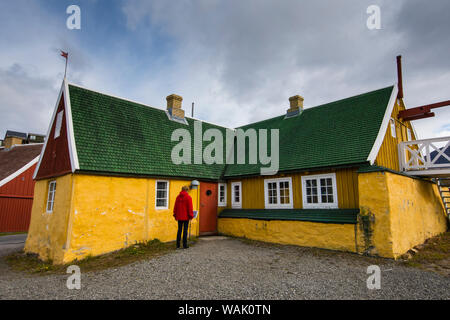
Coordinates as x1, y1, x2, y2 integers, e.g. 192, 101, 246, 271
0, 0, 449, 140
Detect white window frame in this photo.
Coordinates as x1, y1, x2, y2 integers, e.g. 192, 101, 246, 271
231, 182, 242, 208
155, 180, 169, 210
264, 177, 293, 209
301, 173, 338, 209
390, 118, 396, 138
218, 183, 227, 207
54, 111, 64, 139
407, 128, 412, 141
46, 180, 57, 213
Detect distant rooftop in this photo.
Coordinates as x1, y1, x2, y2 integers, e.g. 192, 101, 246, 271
5, 130, 27, 139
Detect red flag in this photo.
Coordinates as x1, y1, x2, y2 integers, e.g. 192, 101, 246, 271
61, 50, 68, 59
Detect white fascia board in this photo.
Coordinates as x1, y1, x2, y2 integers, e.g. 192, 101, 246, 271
0, 156, 40, 188
64, 79, 79, 171
367, 84, 399, 165
33, 81, 65, 179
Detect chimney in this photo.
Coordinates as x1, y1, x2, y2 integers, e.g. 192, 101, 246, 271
166, 94, 185, 119
287, 95, 304, 114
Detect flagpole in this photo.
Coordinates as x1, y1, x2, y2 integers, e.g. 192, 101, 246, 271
61, 50, 69, 79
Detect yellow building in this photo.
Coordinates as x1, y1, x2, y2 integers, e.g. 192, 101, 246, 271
25, 77, 448, 264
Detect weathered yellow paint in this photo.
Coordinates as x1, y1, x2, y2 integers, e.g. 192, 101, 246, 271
218, 218, 357, 253
375, 99, 417, 171
358, 171, 447, 258
26, 173, 200, 264
24, 174, 74, 263
226, 168, 359, 209
387, 172, 448, 257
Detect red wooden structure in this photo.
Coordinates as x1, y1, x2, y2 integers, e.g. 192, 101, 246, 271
0, 144, 42, 232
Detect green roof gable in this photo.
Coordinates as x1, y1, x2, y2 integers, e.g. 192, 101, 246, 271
68, 84, 394, 180
69, 84, 228, 180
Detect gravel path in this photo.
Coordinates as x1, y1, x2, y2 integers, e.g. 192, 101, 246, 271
0, 237, 449, 300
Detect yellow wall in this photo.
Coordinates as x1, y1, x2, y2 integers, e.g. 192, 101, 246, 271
225, 168, 359, 209
218, 218, 357, 253
3, 137, 23, 148
358, 171, 447, 258
375, 99, 417, 171
386, 172, 448, 256
26, 174, 200, 264
25, 174, 74, 263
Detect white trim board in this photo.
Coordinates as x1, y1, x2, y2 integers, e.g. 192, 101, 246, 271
367, 84, 399, 165
0, 156, 40, 188
64, 79, 79, 171
33, 79, 79, 179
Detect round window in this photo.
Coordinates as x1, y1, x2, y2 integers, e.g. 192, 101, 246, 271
206, 190, 212, 196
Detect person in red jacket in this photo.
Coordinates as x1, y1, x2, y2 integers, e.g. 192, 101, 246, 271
173, 186, 194, 249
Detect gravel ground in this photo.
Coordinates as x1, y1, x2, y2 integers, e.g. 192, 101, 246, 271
0, 237, 449, 300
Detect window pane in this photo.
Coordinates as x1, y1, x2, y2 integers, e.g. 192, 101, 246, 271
234, 185, 240, 203
156, 182, 168, 207
279, 181, 290, 204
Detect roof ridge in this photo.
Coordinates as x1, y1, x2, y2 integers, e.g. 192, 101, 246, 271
240, 85, 395, 128
67, 82, 233, 130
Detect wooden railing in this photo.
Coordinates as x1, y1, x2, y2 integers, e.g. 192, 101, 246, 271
399, 136, 450, 172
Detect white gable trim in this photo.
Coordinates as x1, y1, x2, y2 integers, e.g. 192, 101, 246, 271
367, 85, 399, 165
64, 79, 79, 171
33, 81, 65, 179
0, 156, 40, 188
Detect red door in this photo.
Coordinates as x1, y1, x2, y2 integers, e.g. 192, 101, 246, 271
199, 182, 218, 235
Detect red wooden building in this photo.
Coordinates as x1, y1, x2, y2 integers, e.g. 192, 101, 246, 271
0, 144, 42, 232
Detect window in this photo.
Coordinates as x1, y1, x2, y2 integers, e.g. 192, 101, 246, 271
301, 173, 338, 208
264, 177, 293, 209
407, 128, 412, 141
54, 111, 64, 139
231, 182, 242, 208
46, 181, 56, 213
155, 180, 169, 209
390, 118, 396, 138
218, 183, 227, 207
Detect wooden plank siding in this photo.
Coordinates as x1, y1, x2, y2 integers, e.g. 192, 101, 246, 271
0, 163, 37, 232
375, 99, 417, 171
225, 167, 359, 210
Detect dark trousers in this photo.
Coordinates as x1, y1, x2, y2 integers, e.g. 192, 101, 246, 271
177, 220, 189, 248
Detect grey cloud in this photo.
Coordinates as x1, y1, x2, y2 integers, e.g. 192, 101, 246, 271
122, 0, 449, 136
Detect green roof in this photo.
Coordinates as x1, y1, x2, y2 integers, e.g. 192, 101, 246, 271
68, 84, 394, 180
219, 209, 359, 224
224, 86, 394, 177
69, 85, 228, 180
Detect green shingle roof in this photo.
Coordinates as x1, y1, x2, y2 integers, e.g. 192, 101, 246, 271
224, 86, 394, 177
68, 84, 394, 180
69, 84, 228, 180
219, 209, 359, 224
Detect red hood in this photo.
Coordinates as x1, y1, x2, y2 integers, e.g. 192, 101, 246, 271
178, 190, 189, 198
